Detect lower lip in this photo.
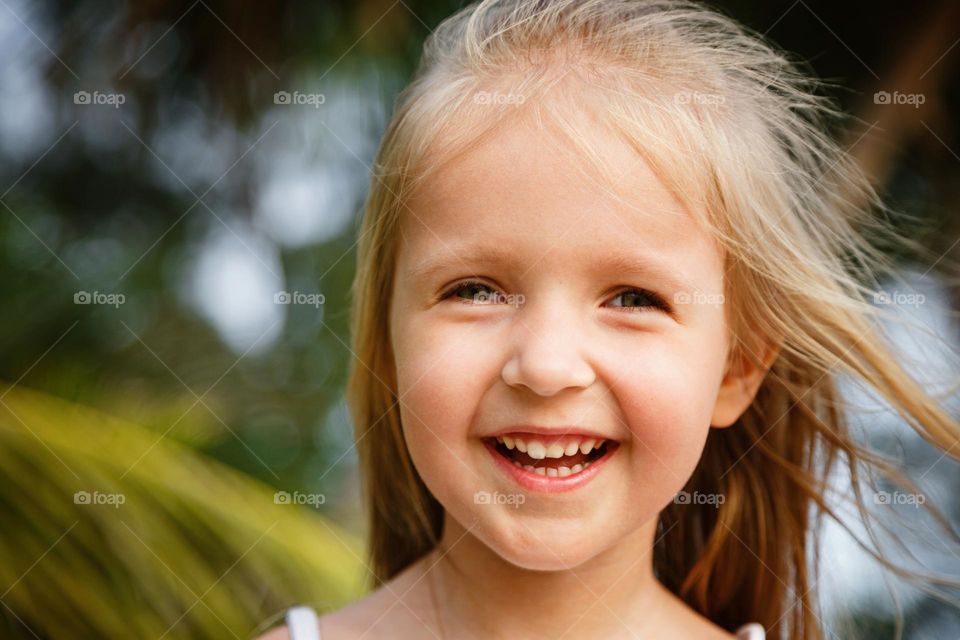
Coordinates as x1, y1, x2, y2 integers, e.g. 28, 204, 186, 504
483, 439, 619, 494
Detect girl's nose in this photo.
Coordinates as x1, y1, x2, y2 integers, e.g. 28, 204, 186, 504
500, 302, 596, 397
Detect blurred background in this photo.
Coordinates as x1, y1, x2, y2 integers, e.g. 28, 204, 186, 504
0, 0, 958, 637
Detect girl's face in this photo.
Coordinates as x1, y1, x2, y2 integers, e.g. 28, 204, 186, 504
389, 112, 746, 571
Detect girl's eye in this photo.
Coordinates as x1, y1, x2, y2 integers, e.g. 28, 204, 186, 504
440, 280, 501, 304
607, 288, 671, 313
440, 281, 670, 313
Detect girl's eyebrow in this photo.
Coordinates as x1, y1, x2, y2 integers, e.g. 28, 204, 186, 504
408, 245, 516, 282
591, 253, 694, 292
408, 245, 696, 292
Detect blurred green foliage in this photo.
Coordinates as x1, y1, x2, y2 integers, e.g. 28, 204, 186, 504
0, 383, 364, 638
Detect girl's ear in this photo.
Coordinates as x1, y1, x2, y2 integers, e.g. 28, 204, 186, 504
710, 340, 780, 428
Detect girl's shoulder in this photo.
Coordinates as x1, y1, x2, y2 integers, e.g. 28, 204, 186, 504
259, 599, 425, 640
262, 563, 436, 640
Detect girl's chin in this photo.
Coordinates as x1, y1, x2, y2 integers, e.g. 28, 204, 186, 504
475, 524, 606, 572
491, 544, 600, 572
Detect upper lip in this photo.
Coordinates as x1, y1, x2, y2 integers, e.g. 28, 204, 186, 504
486, 425, 619, 441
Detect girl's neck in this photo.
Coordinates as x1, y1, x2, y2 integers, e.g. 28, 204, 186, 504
420, 514, 686, 639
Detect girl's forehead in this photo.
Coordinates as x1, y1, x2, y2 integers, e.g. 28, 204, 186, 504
400, 114, 716, 262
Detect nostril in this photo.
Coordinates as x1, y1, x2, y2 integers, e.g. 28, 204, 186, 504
500, 352, 596, 397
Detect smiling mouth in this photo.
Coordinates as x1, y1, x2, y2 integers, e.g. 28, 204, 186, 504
483, 436, 619, 477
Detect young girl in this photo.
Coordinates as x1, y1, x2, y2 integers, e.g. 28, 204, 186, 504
262, 0, 960, 638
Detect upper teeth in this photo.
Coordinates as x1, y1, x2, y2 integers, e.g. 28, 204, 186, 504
497, 435, 605, 459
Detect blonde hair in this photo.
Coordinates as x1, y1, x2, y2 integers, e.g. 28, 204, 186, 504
345, 1, 960, 638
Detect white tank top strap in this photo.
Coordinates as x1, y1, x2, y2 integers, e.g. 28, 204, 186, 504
285, 605, 321, 640
735, 622, 766, 639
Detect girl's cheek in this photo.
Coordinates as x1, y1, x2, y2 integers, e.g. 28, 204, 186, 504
392, 322, 504, 517
606, 345, 723, 480
393, 321, 499, 436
